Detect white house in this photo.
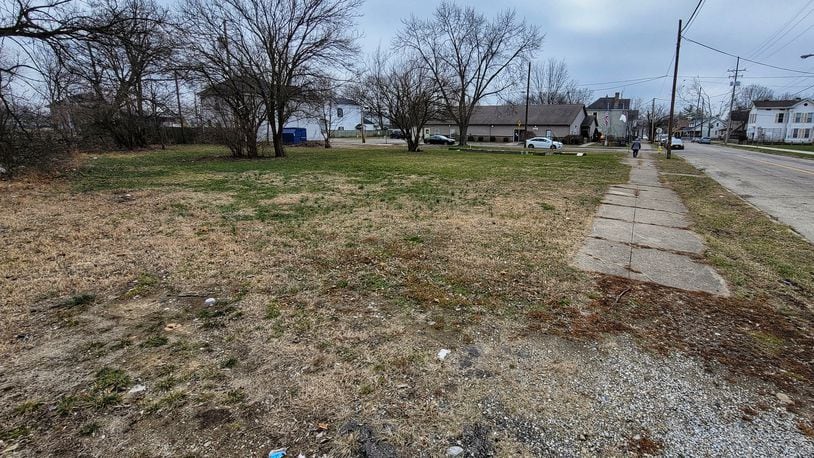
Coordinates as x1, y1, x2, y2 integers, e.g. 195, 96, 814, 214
269, 97, 377, 142
683, 116, 726, 139
198, 82, 377, 142
746, 99, 814, 143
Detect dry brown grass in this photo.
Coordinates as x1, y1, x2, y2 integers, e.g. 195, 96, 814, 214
0, 146, 626, 455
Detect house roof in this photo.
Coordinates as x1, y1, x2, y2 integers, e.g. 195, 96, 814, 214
441, 104, 584, 126
587, 95, 631, 110
581, 113, 597, 127
335, 97, 358, 106
752, 99, 808, 108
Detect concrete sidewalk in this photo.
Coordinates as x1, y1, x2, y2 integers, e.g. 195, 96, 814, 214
574, 151, 729, 295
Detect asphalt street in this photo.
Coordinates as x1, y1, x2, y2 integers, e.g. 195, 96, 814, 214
674, 143, 814, 243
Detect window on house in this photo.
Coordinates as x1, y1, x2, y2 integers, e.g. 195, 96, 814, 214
338, 126, 344, 131
806, 113, 813, 123
792, 128, 800, 138
805, 128, 811, 138
776, 113, 785, 123
337, 107, 343, 118
749, 113, 756, 123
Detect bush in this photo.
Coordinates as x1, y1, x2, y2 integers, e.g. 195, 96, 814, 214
0, 127, 71, 178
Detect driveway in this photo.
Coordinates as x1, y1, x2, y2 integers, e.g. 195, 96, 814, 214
675, 143, 814, 243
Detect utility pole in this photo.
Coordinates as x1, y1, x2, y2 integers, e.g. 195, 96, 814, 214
666, 19, 682, 159
523, 61, 531, 144
724, 57, 742, 145
650, 97, 656, 143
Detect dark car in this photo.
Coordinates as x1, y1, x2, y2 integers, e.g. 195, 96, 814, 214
425, 134, 455, 145
699, 136, 711, 144
389, 130, 405, 139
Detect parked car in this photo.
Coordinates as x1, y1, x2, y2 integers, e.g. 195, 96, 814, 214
425, 134, 455, 145
525, 137, 563, 149
662, 137, 684, 149
389, 129, 404, 139
699, 136, 711, 144
674, 137, 685, 149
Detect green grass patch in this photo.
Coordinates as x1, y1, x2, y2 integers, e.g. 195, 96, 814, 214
13, 400, 42, 416
72, 145, 626, 225
728, 144, 814, 160
125, 272, 160, 298
658, 156, 814, 299
60, 293, 96, 308
264, 301, 281, 320
148, 390, 188, 413
141, 335, 169, 348
93, 367, 132, 393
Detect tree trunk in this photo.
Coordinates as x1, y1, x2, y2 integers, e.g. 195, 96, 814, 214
407, 135, 418, 152
245, 126, 258, 158
458, 123, 468, 146
272, 129, 285, 157
272, 111, 287, 158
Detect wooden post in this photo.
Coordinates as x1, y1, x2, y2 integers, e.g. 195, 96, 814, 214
725, 56, 740, 145
666, 19, 682, 159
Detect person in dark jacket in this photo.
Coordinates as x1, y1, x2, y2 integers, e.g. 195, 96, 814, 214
631, 138, 641, 158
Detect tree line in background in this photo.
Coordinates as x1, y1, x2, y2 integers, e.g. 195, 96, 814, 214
3, 0, 801, 176
0, 0, 548, 175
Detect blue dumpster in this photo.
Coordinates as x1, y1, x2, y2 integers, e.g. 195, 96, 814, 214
282, 127, 307, 145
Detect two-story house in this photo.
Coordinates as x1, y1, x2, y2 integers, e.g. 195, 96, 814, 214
746, 99, 814, 143
587, 93, 638, 140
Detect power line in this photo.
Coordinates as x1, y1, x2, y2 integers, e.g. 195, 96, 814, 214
791, 82, 814, 96
760, 21, 814, 59
578, 75, 666, 86
682, 0, 707, 33
753, 2, 814, 60
681, 35, 814, 75
748, 0, 814, 59
590, 76, 667, 92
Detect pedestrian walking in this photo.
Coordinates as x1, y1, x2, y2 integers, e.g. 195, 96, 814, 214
631, 138, 641, 158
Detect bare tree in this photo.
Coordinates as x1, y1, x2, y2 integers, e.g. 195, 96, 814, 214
528, 59, 579, 104
736, 84, 774, 109
182, 0, 361, 158
303, 76, 340, 148
642, 100, 667, 139
397, 1, 541, 146
1, 0, 96, 41
355, 51, 440, 152
60, 0, 175, 148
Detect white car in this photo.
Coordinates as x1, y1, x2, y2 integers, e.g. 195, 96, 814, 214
525, 137, 563, 149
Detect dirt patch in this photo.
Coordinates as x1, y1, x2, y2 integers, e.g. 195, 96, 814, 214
527, 274, 814, 425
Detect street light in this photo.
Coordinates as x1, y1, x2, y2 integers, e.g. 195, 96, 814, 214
802, 54, 814, 59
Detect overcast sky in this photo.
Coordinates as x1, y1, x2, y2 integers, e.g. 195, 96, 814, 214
359, 0, 814, 111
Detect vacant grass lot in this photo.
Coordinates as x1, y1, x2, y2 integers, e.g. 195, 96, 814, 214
1, 146, 628, 455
